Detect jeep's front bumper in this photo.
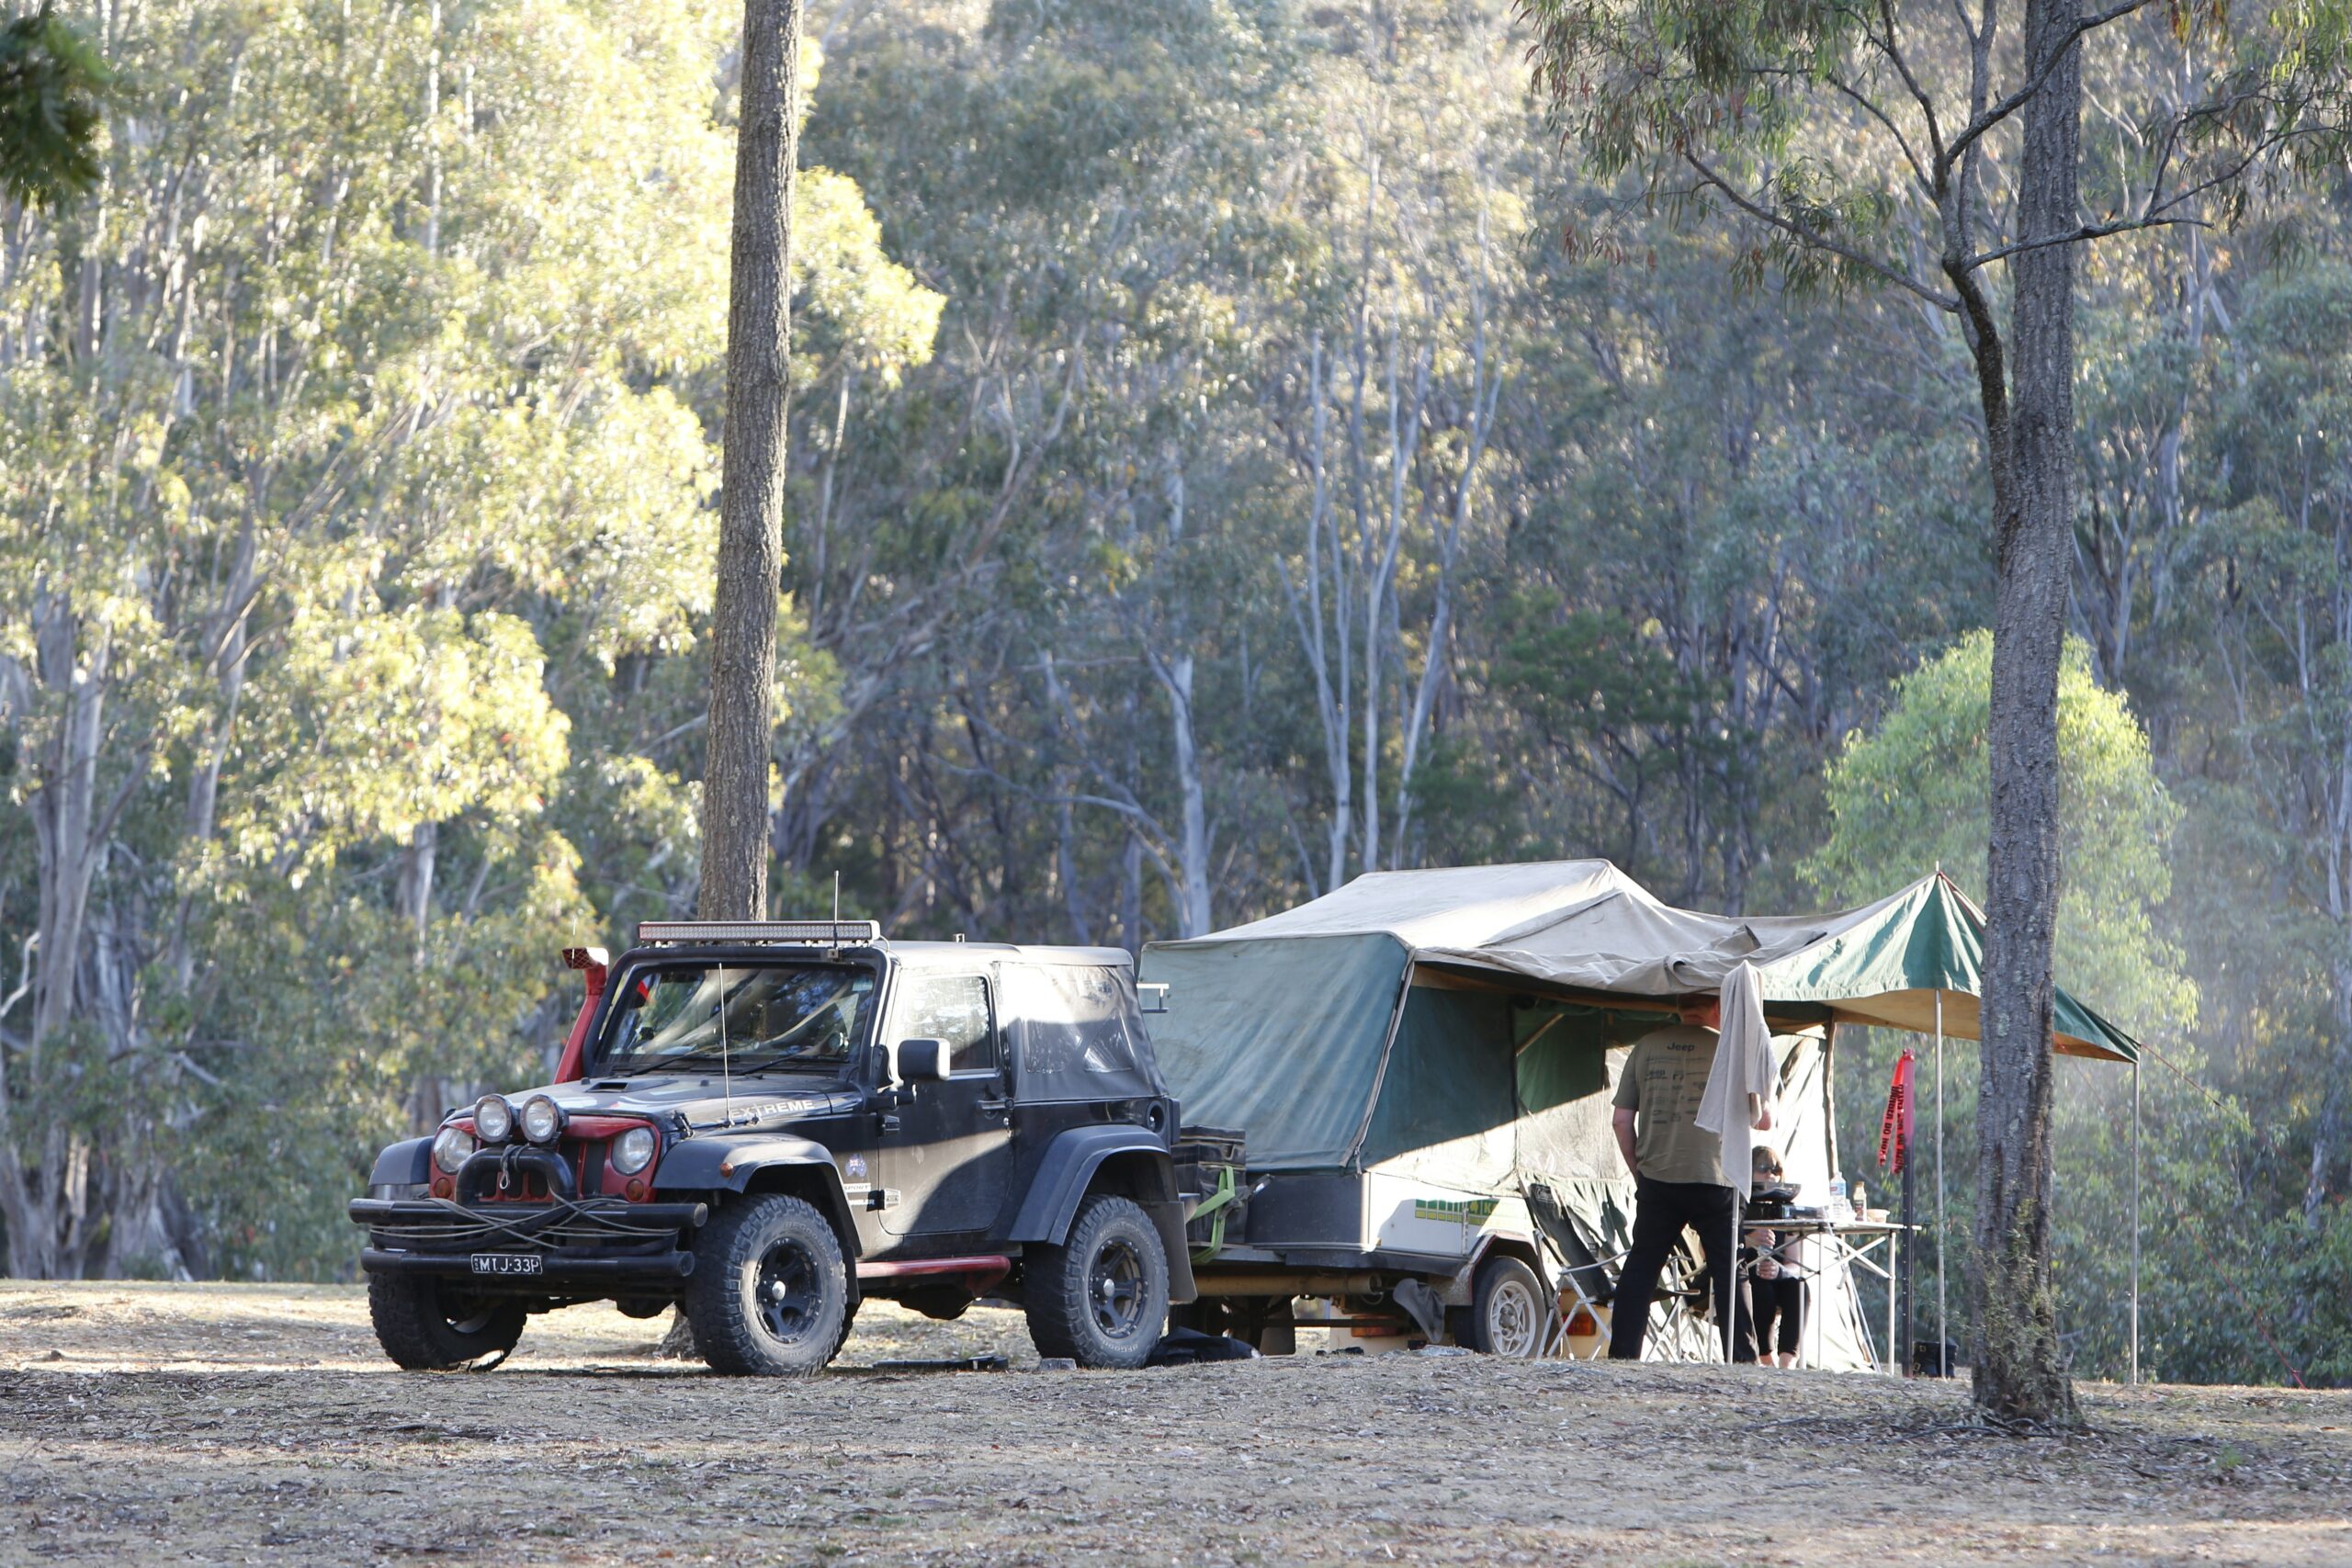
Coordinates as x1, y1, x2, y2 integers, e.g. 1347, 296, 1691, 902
350, 1196, 709, 1287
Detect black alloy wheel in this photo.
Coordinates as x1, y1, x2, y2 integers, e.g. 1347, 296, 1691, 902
1089, 1235, 1148, 1341
753, 1235, 823, 1346
685, 1192, 851, 1376
1023, 1193, 1170, 1370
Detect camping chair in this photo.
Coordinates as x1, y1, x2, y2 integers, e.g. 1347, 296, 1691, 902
1523, 1182, 1619, 1359
1657, 1233, 1731, 1362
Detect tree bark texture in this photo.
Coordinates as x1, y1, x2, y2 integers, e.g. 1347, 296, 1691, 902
698, 0, 802, 923
0, 590, 120, 1278
1972, 0, 2083, 1427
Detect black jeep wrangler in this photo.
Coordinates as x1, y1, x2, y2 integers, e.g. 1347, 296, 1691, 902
351, 921, 1194, 1374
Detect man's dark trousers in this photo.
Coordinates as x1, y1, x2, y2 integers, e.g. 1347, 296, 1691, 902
1607, 1175, 1747, 1360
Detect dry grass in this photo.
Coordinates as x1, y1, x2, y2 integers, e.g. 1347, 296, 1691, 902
2, 1280, 2347, 1565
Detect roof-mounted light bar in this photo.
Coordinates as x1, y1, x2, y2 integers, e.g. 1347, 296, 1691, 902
635, 919, 885, 947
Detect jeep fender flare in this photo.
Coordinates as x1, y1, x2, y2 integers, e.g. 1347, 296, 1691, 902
658, 1134, 865, 1268
1009, 1125, 1195, 1304
369, 1137, 433, 1189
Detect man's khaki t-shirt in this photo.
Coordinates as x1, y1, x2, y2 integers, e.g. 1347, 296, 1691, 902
1612, 1024, 1724, 1187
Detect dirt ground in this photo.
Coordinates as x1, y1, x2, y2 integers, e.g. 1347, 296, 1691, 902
1, 1282, 2347, 1567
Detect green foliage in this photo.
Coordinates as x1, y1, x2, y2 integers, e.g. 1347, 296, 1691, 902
0, 0, 933, 1277
0, 5, 115, 209
1806, 630, 2195, 1035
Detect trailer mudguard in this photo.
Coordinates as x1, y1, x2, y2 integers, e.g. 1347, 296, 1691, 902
369, 1137, 433, 1188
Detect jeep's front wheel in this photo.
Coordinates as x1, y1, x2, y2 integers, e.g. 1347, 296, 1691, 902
1023, 1194, 1169, 1370
368, 1273, 526, 1371
685, 1194, 850, 1376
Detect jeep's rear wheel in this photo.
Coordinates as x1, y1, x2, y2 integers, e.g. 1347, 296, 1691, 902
685, 1194, 849, 1376
368, 1273, 526, 1371
1023, 1194, 1169, 1370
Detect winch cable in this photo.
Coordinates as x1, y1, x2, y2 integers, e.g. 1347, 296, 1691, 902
400, 1189, 684, 1246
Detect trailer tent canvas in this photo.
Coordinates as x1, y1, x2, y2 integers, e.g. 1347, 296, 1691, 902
1142, 861, 2138, 1368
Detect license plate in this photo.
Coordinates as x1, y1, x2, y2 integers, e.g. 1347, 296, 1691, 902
469, 1253, 543, 1277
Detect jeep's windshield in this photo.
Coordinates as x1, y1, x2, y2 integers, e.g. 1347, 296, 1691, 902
596, 962, 876, 1076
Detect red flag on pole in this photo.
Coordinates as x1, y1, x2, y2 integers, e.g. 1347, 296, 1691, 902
1878, 1048, 1916, 1175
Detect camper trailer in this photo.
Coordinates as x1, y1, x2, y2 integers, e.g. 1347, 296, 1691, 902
1143, 861, 2140, 1364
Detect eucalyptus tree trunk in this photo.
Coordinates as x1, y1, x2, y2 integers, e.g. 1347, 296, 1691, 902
0, 592, 116, 1278
1971, 0, 2083, 1427
1150, 649, 1212, 937
697, 0, 803, 925
668, 0, 802, 1359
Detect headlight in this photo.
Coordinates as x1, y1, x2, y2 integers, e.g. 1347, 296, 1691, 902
519, 1094, 565, 1145
432, 1125, 477, 1175
611, 1125, 657, 1176
473, 1094, 514, 1144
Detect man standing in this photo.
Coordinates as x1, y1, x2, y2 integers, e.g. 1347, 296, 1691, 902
1606, 998, 1772, 1360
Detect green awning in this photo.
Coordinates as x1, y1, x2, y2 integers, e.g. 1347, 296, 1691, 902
1422, 869, 2140, 1063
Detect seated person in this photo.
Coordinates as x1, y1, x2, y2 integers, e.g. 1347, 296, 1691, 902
1742, 1144, 1804, 1368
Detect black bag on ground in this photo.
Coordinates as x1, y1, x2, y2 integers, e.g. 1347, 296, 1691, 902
1147, 1326, 1261, 1367
1911, 1337, 1961, 1377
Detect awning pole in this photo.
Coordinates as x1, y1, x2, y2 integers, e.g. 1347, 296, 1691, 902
1935, 989, 1947, 1374
2131, 1058, 2142, 1385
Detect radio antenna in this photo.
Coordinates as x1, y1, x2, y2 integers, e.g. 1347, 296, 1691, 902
716, 962, 733, 1124
832, 870, 841, 925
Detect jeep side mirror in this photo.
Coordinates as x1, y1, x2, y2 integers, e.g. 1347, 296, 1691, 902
896, 1038, 952, 1084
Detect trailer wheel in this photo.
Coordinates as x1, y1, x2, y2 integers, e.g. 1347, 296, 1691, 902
368, 1273, 526, 1371
1024, 1194, 1169, 1369
685, 1193, 850, 1376
1457, 1255, 1548, 1358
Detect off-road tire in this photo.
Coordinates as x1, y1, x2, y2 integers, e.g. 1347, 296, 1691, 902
1455, 1254, 1548, 1358
368, 1272, 526, 1371
1023, 1193, 1169, 1370
832, 1298, 861, 1359
684, 1193, 850, 1376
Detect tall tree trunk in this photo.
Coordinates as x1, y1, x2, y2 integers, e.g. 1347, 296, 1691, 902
395, 821, 438, 941
697, 0, 803, 925
667, 0, 803, 1360
2307, 954, 2352, 1217
1972, 0, 2083, 1428
0, 591, 117, 1278
1150, 649, 1212, 937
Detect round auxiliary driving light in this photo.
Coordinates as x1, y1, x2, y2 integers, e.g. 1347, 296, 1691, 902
473, 1094, 514, 1144
610, 1125, 657, 1177
432, 1124, 477, 1176
519, 1094, 565, 1145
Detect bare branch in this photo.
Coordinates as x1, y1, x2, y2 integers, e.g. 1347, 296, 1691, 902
1873, 0, 1949, 172
1678, 150, 1960, 310
1941, 0, 2160, 176
1823, 66, 1937, 196
1964, 213, 2210, 267
1963, 112, 2343, 271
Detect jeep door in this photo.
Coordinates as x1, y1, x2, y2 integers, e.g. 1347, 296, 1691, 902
877, 969, 1016, 1238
